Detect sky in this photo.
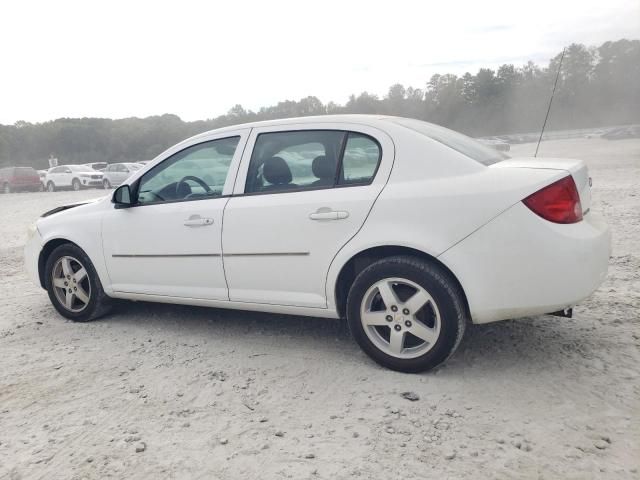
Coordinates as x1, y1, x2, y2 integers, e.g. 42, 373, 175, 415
0, 0, 638, 125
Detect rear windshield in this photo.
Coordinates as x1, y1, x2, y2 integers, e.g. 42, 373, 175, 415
389, 118, 508, 166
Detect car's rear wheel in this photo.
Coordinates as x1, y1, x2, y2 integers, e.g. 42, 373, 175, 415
3, 183, 11, 194
72, 179, 81, 191
47, 182, 56, 192
44, 243, 112, 322
103, 178, 111, 189
346, 256, 466, 373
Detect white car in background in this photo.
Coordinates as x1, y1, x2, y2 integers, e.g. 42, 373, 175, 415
83, 162, 109, 171
24, 115, 610, 372
102, 162, 143, 189
45, 165, 104, 191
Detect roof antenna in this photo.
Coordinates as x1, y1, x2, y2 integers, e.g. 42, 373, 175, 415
535, 47, 566, 157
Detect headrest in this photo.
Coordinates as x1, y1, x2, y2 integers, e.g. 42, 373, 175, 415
311, 155, 336, 180
263, 156, 292, 185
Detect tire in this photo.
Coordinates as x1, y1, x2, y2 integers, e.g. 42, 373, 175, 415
38, 183, 44, 192
72, 178, 81, 191
47, 182, 56, 192
346, 256, 467, 373
3, 183, 10, 194
103, 178, 111, 189
44, 243, 112, 322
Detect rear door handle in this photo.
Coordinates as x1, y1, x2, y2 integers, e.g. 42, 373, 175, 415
309, 208, 349, 221
183, 215, 214, 227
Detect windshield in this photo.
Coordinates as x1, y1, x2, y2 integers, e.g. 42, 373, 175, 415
69, 165, 96, 172
389, 118, 508, 166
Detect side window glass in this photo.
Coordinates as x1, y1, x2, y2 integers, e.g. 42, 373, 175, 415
245, 130, 345, 194
338, 133, 381, 186
137, 136, 240, 204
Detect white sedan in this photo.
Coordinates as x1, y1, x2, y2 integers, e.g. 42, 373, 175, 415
24, 115, 610, 372
45, 165, 104, 191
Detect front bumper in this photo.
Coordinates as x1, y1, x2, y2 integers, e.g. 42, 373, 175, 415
440, 202, 611, 324
24, 226, 44, 288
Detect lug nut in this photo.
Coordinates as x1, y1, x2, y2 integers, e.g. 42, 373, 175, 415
74, 287, 77, 291
391, 305, 398, 312
386, 315, 393, 322
394, 324, 402, 331
64, 281, 68, 286
403, 308, 410, 315
405, 320, 412, 328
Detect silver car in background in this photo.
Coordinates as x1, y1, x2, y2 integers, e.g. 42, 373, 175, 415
102, 163, 143, 188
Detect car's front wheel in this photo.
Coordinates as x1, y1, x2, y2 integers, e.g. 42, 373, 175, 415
44, 243, 112, 322
72, 178, 81, 191
103, 178, 111, 189
47, 182, 56, 192
346, 256, 467, 373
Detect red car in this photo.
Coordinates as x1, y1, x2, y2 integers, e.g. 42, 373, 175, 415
0, 166, 43, 193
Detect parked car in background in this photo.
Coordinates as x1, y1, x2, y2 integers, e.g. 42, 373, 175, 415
602, 125, 640, 140
45, 165, 104, 191
102, 163, 143, 188
0, 166, 42, 193
38, 169, 49, 188
83, 162, 109, 171
25, 115, 610, 372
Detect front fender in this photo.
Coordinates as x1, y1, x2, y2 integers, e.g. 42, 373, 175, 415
36, 198, 113, 295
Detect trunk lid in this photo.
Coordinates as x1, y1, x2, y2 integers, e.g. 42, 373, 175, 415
490, 157, 591, 214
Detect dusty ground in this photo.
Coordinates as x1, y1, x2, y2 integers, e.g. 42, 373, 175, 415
0, 138, 638, 479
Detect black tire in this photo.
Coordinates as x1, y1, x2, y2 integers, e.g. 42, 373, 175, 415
103, 178, 111, 189
44, 243, 112, 322
47, 181, 56, 192
72, 178, 81, 191
346, 256, 467, 373
3, 183, 10, 194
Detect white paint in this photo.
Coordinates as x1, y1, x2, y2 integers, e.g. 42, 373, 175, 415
24, 115, 611, 324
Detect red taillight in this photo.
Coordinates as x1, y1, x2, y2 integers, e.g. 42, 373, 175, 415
523, 175, 583, 224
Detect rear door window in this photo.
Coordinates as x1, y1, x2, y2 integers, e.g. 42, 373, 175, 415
244, 130, 382, 194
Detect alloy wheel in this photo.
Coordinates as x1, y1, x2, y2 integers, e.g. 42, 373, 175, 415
360, 277, 441, 359
51, 256, 91, 312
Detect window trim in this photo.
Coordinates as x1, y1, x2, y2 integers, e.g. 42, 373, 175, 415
241, 129, 382, 197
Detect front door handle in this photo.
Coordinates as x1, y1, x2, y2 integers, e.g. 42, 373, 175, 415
183, 215, 214, 227
309, 208, 349, 221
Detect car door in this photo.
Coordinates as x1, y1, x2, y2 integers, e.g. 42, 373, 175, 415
60, 166, 73, 187
222, 122, 394, 308
101, 130, 249, 299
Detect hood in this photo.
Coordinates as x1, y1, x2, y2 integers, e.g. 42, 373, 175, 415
41, 195, 109, 218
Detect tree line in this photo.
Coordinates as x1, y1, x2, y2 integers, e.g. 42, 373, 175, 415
1, 39, 638, 169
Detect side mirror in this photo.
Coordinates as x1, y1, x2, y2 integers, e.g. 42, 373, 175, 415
112, 184, 133, 208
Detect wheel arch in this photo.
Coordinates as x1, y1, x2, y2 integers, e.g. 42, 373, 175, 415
332, 245, 469, 319
38, 238, 84, 288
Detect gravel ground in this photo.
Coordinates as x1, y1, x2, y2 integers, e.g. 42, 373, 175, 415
0, 138, 638, 479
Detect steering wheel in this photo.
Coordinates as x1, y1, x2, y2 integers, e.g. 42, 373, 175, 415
176, 175, 212, 198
